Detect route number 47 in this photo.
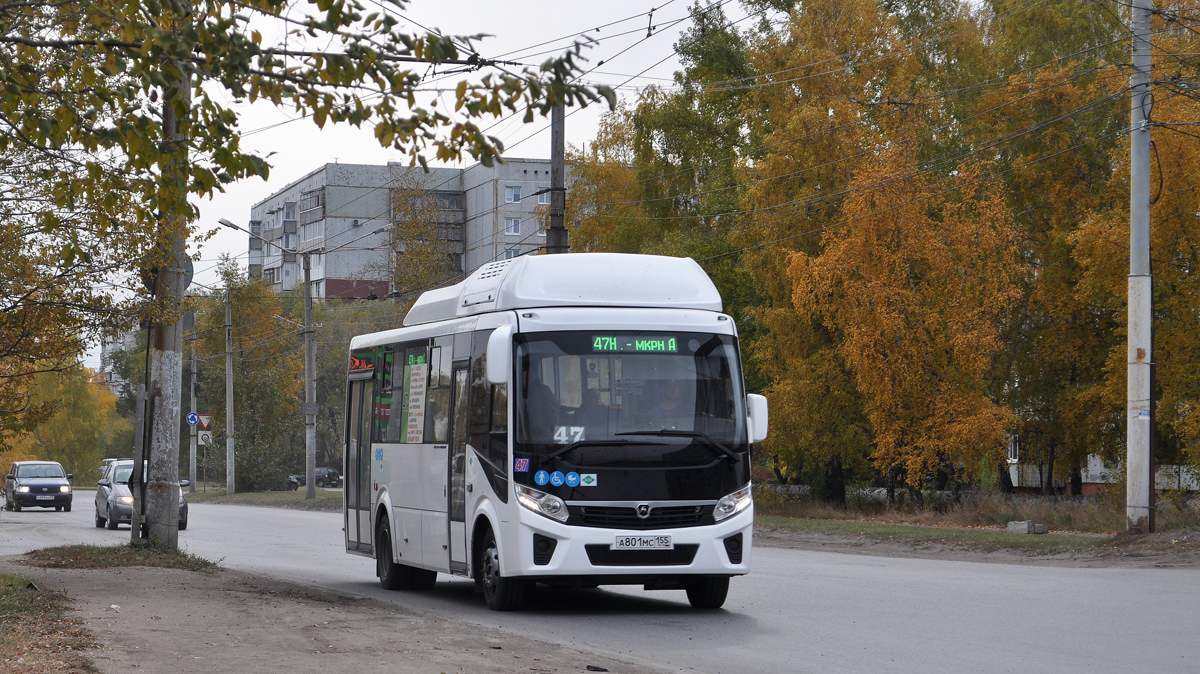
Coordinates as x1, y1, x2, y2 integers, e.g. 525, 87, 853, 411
553, 426, 585, 444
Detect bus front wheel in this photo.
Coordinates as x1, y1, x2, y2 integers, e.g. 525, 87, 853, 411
685, 577, 729, 609
376, 519, 412, 591
479, 528, 529, 611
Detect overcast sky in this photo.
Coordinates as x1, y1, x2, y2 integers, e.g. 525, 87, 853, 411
83, 0, 755, 368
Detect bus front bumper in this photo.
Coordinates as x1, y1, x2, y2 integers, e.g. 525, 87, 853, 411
502, 503, 753, 581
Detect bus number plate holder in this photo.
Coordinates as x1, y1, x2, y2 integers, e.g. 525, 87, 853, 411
612, 535, 672, 550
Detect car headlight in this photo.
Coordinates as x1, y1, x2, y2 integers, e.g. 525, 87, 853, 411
60, 485, 71, 493
515, 484, 568, 523
119, 496, 134, 505
17, 486, 29, 493
713, 483, 752, 522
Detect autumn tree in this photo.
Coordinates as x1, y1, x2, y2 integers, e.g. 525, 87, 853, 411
0, 367, 128, 480
791, 153, 1021, 497
193, 259, 304, 492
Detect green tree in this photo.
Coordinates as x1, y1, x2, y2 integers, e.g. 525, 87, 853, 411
194, 259, 303, 491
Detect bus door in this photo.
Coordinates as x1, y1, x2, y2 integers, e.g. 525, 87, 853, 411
345, 378, 374, 554
447, 363, 470, 571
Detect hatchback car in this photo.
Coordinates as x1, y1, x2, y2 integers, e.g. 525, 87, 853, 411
94, 460, 189, 530
4, 461, 74, 511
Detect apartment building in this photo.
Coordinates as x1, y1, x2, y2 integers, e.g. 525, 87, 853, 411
242, 158, 570, 298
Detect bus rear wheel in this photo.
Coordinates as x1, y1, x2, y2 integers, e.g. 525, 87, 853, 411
376, 520, 412, 591
685, 577, 729, 609
479, 528, 529, 611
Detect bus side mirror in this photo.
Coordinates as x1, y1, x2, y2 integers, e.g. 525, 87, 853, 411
747, 394, 769, 444
486, 325, 513, 385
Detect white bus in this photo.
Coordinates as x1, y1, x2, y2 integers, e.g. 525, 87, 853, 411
343, 253, 768, 610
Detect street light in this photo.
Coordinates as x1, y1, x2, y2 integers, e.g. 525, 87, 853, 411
220, 217, 388, 500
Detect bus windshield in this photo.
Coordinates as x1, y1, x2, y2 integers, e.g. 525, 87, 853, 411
514, 331, 747, 464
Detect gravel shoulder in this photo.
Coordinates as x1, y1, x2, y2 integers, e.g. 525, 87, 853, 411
0, 557, 662, 674
753, 524, 1200, 568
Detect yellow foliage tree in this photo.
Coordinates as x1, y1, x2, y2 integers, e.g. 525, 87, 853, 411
790, 152, 1021, 489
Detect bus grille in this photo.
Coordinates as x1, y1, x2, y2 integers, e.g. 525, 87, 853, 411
585, 544, 699, 566
569, 505, 710, 530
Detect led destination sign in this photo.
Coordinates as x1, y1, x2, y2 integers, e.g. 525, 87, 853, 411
593, 336, 678, 353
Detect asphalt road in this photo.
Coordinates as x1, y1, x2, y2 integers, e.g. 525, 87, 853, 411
2, 492, 1197, 673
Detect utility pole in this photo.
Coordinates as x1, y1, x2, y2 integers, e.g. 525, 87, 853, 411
546, 103, 568, 255
188, 332, 197, 494
226, 285, 236, 495
1127, 0, 1154, 533
303, 253, 317, 500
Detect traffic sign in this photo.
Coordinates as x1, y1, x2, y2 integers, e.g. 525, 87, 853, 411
197, 415, 212, 430
198, 431, 212, 446
186, 412, 199, 425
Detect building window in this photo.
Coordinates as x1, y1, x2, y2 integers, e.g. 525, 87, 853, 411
505, 186, 521, 203
503, 249, 519, 260
1007, 436, 1019, 464
283, 202, 297, 222
538, 187, 550, 205
505, 217, 521, 235
299, 189, 323, 212
283, 233, 297, 250
434, 192, 463, 211
537, 226, 546, 237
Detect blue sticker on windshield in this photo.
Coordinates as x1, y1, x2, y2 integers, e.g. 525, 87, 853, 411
550, 471, 565, 487
565, 472, 580, 487
514, 458, 530, 472
534, 470, 550, 486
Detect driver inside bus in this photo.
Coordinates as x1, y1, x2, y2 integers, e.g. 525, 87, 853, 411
647, 378, 692, 430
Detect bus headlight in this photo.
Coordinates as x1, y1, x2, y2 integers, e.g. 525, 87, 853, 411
119, 496, 134, 505
515, 484, 569, 523
713, 483, 752, 522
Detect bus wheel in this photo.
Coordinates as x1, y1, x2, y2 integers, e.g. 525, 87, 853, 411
685, 577, 729, 609
376, 519, 412, 591
479, 528, 529, 611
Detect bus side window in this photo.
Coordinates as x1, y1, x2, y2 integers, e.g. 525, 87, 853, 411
469, 329, 506, 469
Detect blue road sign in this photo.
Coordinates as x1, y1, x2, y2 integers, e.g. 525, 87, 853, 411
186, 412, 200, 426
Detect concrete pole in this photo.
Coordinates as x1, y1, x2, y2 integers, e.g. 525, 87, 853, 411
1126, 0, 1154, 533
189, 341, 197, 493
226, 285, 236, 495
130, 383, 147, 545
546, 103, 568, 255
304, 253, 317, 500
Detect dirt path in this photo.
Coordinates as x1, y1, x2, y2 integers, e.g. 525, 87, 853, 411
0, 558, 662, 674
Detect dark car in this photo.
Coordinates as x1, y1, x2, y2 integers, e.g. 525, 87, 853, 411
4, 461, 74, 512
94, 460, 189, 530
288, 467, 341, 489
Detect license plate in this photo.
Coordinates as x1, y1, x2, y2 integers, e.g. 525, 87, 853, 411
35, 495, 54, 500
612, 535, 672, 550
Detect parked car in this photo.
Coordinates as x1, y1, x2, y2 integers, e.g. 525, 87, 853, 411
94, 460, 189, 530
288, 467, 342, 489
4, 461, 74, 512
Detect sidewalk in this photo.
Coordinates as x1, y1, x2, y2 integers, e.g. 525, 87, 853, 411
0, 557, 660, 674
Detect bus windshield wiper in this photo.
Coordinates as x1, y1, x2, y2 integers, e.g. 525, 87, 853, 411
542, 438, 665, 462
615, 430, 740, 460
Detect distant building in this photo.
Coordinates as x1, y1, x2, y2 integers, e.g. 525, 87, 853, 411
244, 158, 570, 299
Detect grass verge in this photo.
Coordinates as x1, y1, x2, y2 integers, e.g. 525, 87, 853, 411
185, 488, 342, 512
23, 544, 217, 572
755, 515, 1110, 554
0, 573, 97, 673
